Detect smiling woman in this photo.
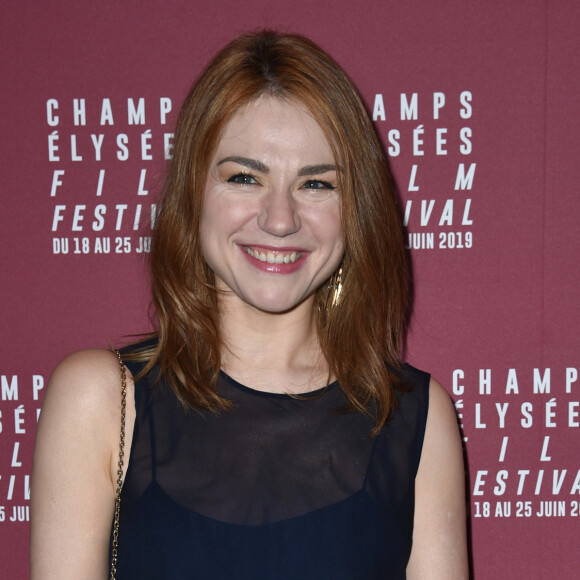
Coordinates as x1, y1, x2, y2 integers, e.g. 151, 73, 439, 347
30, 30, 468, 579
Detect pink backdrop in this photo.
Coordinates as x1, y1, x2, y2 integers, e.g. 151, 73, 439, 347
2, 1, 579, 577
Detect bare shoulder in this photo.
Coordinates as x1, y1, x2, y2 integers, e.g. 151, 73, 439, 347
35, 347, 135, 482
406, 376, 469, 579
425, 377, 460, 437
30, 348, 135, 578
47, 348, 127, 401
419, 376, 465, 492
38, 347, 135, 477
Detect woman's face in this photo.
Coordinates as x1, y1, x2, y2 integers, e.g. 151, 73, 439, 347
200, 96, 344, 314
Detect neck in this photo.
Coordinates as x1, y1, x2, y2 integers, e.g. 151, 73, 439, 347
218, 295, 329, 394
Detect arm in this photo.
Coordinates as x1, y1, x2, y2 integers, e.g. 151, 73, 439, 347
30, 349, 135, 580
406, 378, 469, 579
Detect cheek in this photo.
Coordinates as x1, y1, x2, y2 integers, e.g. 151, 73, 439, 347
200, 194, 259, 247
199, 198, 227, 263
310, 204, 343, 246
198, 204, 214, 254
327, 216, 345, 262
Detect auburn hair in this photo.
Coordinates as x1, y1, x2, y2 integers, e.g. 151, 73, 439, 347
131, 30, 409, 434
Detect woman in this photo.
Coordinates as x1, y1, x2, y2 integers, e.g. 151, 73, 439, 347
30, 31, 468, 578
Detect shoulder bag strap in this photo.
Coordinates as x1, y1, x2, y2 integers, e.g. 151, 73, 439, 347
110, 350, 127, 580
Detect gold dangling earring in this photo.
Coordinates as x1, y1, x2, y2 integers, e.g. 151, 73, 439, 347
330, 266, 343, 308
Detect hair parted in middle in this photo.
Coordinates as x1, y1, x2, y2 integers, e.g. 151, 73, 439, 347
143, 29, 409, 434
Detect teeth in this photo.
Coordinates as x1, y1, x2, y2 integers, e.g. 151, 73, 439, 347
245, 247, 301, 264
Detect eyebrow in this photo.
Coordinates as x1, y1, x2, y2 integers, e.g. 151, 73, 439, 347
217, 156, 269, 173
217, 156, 339, 177
298, 164, 338, 177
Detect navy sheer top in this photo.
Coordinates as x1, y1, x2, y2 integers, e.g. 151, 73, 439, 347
115, 349, 430, 579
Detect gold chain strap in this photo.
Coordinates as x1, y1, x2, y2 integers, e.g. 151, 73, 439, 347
110, 350, 127, 580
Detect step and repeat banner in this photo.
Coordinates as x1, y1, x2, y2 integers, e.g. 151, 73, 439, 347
1, 2, 578, 578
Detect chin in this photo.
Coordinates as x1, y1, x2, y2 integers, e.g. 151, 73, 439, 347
245, 291, 312, 315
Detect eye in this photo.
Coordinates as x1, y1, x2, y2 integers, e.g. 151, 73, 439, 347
227, 173, 258, 185
301, 180, 336, 191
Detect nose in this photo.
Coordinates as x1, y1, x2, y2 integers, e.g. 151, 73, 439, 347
257, 188, 301, 237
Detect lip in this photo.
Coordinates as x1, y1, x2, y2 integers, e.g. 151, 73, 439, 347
238, 244, 308, 274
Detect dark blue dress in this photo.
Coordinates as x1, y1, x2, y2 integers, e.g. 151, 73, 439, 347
115, 350, 429, 579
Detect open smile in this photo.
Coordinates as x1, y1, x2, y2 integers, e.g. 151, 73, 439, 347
244, 246, 303, 264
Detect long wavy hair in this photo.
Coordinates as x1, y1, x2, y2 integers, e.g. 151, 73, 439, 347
132, 30, 409, 434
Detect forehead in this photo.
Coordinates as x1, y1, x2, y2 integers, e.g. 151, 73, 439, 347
215, 96, 334, 158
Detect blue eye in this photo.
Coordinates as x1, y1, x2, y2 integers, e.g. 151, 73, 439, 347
227, 173, 258, 185
302, 180, 336, 190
